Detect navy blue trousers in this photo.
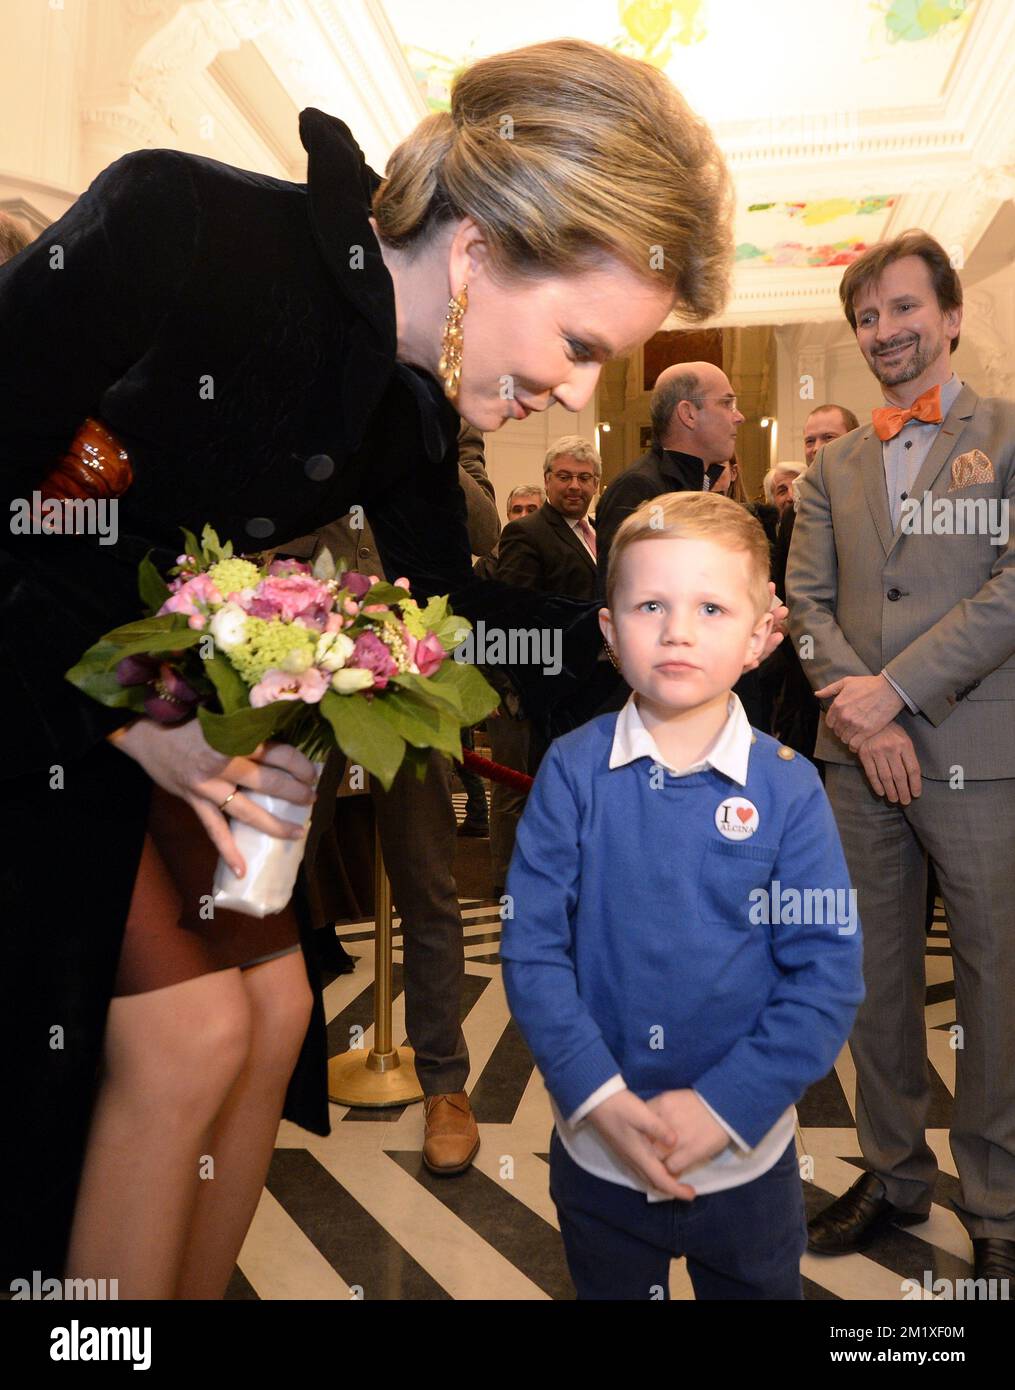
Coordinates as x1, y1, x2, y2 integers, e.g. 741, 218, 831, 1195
549, 1131, 806, 1300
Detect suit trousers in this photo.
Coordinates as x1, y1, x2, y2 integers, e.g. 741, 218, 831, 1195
486, 710, 531, 893
371, 750, 470, 1095
825, 763, 1015, 1236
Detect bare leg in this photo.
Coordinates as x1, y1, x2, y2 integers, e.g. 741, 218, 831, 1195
64, 969, 252, 1299
174, 949, 314, 1299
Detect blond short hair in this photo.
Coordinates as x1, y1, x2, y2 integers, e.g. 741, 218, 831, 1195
606, 491, 771, 618
373, 39, 732, 320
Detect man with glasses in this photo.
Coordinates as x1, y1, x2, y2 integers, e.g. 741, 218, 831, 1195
594, 362, 744, 597
493, 438, 602, 781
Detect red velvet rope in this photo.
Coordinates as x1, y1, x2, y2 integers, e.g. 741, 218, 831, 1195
461, 747, 533, 793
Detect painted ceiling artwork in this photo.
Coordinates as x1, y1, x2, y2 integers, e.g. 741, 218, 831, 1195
736, 197, 899, 269
17, 0, 1002, 334
373, 0, 1007, 325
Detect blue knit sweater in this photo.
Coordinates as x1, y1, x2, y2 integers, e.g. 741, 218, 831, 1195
501, 713, 865, 1148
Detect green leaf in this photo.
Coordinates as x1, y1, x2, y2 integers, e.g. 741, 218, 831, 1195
203, 654, 249, 716
435, 613, 471, 652
312, 547, 336, 583
390, 669, 463, 717
180, 527, 202, 565
98, 616, 204, 666
416, 594, 449, 630
64, 662, 148, 710
360, 581, 411, 608
431, 658, 500, 724
371, 688, 462, 759
200, 524, 228, 566
197, 699, 300, 757
319, 691, 405, 791
138, 550, 171, 615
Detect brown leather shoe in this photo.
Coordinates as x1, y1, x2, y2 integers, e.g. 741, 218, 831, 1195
422, 1091, 480, 1175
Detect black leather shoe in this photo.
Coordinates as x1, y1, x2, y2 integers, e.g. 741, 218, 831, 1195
972, 1238, 1015, 1288
807, 1171, 929, 1254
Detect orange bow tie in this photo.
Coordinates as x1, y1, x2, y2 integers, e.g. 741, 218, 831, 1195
872, 385, 943, 441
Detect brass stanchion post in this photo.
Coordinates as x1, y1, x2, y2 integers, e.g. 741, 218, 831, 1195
327, 812, 423, 1106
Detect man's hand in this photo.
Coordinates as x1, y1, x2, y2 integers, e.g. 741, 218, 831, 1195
816, 673, 903, 750
585, 1091, 697, 1200
645, 1090, 731, 1178
855, 721, 923, 805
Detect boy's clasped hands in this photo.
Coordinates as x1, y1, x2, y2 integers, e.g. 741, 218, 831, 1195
586, 1088, 732, 1200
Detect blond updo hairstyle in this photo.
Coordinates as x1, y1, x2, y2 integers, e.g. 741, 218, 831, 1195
372, 39, 733, 322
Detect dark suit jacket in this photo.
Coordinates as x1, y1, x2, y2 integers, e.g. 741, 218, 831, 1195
0, 109, 602, 1276
494, 501, 598, 600
594, 446, 725, 596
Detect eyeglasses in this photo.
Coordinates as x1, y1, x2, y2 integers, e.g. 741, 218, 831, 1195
550, 470, 597, 486
709, 396, 738, 412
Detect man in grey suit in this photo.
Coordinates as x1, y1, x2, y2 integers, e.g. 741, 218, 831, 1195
788, 230, 1015, 1283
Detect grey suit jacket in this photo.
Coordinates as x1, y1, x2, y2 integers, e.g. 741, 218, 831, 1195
786, 383, 1015, 779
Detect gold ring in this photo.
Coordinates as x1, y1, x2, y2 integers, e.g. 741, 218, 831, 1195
218, 790, 237, 813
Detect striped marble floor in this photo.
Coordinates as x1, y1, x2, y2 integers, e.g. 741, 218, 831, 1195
229, 898, 967, 1301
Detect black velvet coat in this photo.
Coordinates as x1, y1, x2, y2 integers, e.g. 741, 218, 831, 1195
0, 109, 600, 1277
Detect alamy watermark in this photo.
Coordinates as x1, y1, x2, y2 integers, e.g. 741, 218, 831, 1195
454, 620, 561, 676
10, 494, 119, 546
748, 882, 859, 935
900, 493, 1009, 546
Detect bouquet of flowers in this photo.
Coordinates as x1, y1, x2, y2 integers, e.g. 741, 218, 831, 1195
66, 526, 498, 915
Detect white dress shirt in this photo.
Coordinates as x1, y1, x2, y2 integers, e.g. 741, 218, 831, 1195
552, 692, 797, 1201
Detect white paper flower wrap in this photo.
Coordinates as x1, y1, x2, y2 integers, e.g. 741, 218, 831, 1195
211, 761, 325, 917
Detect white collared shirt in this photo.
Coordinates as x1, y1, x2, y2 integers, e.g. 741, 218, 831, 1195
551, 691, 797, 1201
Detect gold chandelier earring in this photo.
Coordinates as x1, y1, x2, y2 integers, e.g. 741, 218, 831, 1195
603, 638, 622, 673
438, 283, 468, 401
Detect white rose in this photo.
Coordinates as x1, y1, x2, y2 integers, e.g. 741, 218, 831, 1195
209, 602, 248, 652
331, 667, 374, 694
315, 631, 355, 672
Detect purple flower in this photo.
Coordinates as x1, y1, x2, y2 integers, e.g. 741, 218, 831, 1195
115, 653, 159, 687
115, 654, 199, 723
143, 663, 200, 724
350, 631, 398, 689
338, 571, 373, 599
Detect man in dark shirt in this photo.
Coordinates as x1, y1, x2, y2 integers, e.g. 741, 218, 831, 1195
594, 361, 744, 596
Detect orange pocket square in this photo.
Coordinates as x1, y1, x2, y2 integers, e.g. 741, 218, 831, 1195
948, 449, 994, 491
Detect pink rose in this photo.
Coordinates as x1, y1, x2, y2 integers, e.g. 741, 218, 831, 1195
350, 631, 398, 689
413, 632, 446, 678
158, 572, 223, 620
254, 574, 332, 623
249, 667, 330, 708
324, 612, 345, 634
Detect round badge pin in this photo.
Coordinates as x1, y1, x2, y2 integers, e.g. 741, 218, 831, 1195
715, 797, 759, 839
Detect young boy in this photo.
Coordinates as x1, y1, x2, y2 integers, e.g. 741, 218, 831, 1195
501, 491, 864, 1300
